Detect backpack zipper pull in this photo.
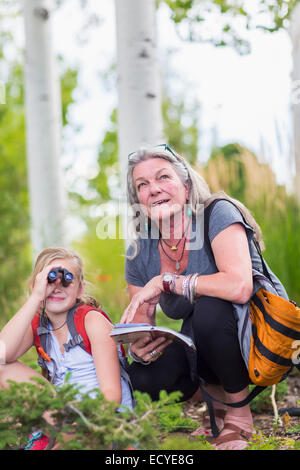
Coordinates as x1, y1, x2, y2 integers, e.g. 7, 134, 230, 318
37, 346, 51, 362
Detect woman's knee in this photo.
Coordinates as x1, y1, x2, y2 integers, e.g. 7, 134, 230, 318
192, 296, 236, 336
128, 342, 192, 398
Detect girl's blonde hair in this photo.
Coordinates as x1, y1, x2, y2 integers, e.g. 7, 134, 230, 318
30, 247, 99, 308
127, 146, 264, 258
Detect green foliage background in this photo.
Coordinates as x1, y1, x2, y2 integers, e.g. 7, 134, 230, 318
1, 1, 300, 450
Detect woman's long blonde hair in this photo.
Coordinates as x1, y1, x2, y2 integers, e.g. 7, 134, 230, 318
30, 247, 99, 308
127, 146, 264, 258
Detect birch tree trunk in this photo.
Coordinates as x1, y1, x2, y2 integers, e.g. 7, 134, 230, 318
288, 3, 300, 202
23, 0, 66, 258
114, 0, 164, 239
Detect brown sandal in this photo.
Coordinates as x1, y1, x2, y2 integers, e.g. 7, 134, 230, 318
191, 408, 227, 437
212, 422, 253, 450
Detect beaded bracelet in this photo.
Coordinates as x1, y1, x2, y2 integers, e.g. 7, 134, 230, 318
182, 274, 192, 300
182, 273, 199, 303
170, 274, 180, 294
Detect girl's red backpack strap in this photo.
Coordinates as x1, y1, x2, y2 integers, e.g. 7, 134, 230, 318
31, 313, 42, 351
66, 303, 114, 356
75, 306, 126, 357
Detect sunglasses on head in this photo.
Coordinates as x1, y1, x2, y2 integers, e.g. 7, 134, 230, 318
128, 144, 178, 160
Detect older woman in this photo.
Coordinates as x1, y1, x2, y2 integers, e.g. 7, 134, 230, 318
121, 144, 284, 450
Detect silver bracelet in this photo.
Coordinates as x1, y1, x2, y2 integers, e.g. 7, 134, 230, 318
189, 273, 199, 304
188, 274, 194, 303
193, 274, 199, 301
128, 346, 151, 365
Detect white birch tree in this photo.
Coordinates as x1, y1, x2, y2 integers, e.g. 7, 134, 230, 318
289, 2, 300, 202
23, 0, 66, 258
114, 0, 164, 239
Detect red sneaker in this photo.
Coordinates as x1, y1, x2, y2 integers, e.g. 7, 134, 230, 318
24, 431, 50, 450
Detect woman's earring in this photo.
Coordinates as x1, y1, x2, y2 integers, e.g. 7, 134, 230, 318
145, 221, 148, 231
186, 202, 192, 217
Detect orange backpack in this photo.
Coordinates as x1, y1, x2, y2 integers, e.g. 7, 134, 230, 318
201, 199, 300, 437
204, 198, 300, 386
248, 275, 300, 387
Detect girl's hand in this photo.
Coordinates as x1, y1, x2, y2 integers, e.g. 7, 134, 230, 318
121, 275, 163, 324
130, 335, 172, 363
30, 263, 62, 303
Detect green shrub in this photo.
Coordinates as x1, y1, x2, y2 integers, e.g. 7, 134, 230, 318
0, 376, 183, 450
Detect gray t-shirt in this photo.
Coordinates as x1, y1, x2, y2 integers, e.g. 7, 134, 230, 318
126, 199, 258, 283
125, 199, 287, 320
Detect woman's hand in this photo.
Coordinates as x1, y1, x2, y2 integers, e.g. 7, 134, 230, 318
130, 335, 172, 363
121, 275, 163, 324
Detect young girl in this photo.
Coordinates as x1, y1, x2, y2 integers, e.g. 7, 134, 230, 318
0, 247, 133, 450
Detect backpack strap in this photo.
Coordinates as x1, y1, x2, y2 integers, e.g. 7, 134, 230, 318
199, 198, 271, 437
31, 313, 41, 350
64, 303, 115, 354
63, 303, 87, 353
31, 313, 52, 369
64, 303, 126, 357
64, 303, 133, 403
204, 198, 277, 288
32, 305, 134, 407
203, 200, 300, 436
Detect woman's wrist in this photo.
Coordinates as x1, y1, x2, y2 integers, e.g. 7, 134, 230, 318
177, 274, 199, 303
161, 272, 200, 303
161, 273, 180, 294
128, 346, 151, 365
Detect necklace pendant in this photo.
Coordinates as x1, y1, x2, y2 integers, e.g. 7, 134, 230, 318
171, 246, 177, 251
175, 260, 180, 271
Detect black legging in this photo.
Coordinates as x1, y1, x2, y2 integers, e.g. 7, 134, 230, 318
128, 296, 250, 400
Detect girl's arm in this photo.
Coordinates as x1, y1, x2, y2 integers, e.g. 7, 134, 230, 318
0, 262, 62, 363
84, 310, 122, 404
0, 295, 39, 362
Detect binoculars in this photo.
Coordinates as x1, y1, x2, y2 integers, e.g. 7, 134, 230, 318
47, 267, 74, 287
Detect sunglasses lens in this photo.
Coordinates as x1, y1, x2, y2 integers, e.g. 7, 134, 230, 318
156, 144, 176, 157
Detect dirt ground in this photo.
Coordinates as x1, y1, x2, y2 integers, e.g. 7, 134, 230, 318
252, 376, 300, 442
182, 375, 300, 445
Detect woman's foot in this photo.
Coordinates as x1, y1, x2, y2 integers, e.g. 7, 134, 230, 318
191, 407, 226, 438
212, 415, 254, 450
